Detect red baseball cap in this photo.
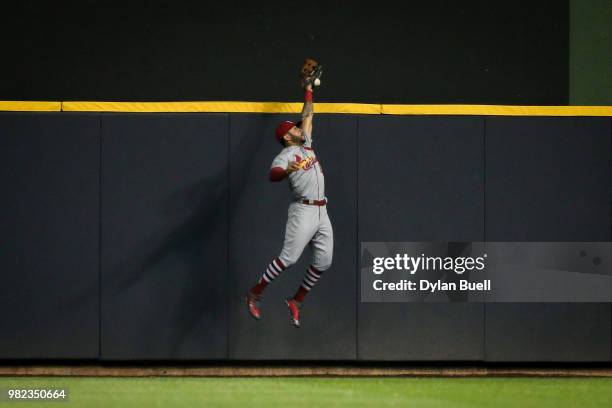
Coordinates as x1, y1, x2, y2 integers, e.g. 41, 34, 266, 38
275, 120, 302, 144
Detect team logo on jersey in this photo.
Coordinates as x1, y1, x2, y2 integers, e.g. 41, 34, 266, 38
294, 154, 318, 171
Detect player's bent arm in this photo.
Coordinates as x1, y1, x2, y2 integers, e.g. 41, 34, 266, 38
301, 85, 313, 136
270, 162, 299, 181
270, 167, 287, 182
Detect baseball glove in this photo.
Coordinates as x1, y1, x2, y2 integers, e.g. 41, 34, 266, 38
300, 58, 323, 88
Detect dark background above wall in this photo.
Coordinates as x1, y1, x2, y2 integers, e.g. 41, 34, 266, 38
0, 1, 568, 104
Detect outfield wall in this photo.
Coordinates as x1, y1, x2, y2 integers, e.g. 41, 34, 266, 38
0, 111, 610, 361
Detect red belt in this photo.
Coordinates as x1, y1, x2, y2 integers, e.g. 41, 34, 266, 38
301, 199, 327, 206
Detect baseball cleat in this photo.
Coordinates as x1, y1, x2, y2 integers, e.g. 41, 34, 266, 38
246, 291, 261, 320
285, 299, 301, 328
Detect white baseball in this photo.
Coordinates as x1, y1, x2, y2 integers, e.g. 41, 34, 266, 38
314, 78, 321, 86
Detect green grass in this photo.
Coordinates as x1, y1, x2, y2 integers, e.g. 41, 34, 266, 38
1, 377, 612, 407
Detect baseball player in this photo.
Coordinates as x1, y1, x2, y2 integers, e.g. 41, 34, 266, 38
246, 63, 332, 328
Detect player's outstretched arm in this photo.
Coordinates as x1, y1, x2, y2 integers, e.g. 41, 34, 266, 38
301, 84, 314, 137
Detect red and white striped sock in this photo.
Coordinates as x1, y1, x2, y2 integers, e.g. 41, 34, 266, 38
251, 257, 286, 296
293, 265, 322, 302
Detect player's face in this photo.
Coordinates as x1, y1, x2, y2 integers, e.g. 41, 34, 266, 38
286, 126, 304, 144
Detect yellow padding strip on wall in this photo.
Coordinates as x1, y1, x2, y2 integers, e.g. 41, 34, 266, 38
61, 101, 382, 114
0, 101, 62, 111
58, 102, 612, 115
381, 104, 612, 116
1, 101, 611, 116
62, 101, 299, 113
316, 103, 381, 114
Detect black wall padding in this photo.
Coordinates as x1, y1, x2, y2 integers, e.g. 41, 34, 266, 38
357, 116, 486, 360
1, 113, 610, 362
484, 117, 612, 362
228, 114, 357, 360
0, 113, 100, 359
100, 114, 229, 360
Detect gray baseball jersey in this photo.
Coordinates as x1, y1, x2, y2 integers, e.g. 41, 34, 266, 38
270, 131, 325, 201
